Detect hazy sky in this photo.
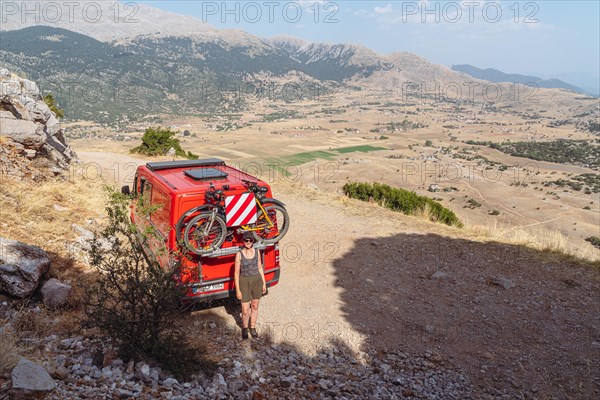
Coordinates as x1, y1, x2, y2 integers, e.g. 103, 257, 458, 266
139, 0, 599, 82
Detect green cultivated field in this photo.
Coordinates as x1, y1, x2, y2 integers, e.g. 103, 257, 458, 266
265, 145, 388, 176
333, 145, 388, 154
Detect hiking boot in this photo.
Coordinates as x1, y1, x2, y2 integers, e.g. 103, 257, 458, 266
250, 328, 258, 338
241, 328, 249, 340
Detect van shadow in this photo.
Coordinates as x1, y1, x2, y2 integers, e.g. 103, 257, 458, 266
187, 297, 244, 329
331, 233, 600, 398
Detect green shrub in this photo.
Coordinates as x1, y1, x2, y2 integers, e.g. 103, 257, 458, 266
467, 198, 482, 208
343, 182, 462, 227
131, 127, 199, 159
585, 236, 600, 249
84, 188, 214, 380
43, 93, 64, 118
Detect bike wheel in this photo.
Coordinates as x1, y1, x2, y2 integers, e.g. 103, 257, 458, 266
252, 204, 290, 244
183, 213, 227, 255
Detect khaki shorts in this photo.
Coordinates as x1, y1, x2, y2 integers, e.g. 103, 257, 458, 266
238, 274, 263, 302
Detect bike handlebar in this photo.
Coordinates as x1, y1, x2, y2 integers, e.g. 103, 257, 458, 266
241, 179, 257, 187
241, 179, 269, 195
206, 187, 225, 202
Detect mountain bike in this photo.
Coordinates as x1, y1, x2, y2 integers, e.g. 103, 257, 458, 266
182, 179, 290, 255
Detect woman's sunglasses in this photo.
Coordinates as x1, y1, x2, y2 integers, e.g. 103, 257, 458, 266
244, 239, 253, 243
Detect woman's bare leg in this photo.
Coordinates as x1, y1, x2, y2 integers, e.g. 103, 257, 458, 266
250, 299, 260, 328
241, 302, 251, 328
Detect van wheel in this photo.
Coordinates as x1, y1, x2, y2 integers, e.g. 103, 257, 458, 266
252, 204, 290, 244
184, 213, 227, 255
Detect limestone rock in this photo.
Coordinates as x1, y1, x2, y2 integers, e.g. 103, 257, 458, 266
0, 71, 77, 181
0, 237, 51, 298
41, 278, 72, 309
485, 276, 515, 289
8, 358, 56, 399
430, 271, 449, 280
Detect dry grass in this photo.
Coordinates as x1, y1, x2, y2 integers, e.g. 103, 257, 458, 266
0, 330, 20, 374
0, 169, 109, 280
413, 202, 444, 225
467, 220, 600, 263
11, 303, 52, 336
278, 179, 599, 264
51, 309, 84, 335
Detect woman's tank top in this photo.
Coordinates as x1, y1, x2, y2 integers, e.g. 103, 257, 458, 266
240, 249, 259, 277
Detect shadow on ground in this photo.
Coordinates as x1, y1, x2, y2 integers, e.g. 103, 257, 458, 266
331, 232, 600, 398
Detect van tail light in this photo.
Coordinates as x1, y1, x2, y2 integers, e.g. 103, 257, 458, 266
274, 243, 280, 267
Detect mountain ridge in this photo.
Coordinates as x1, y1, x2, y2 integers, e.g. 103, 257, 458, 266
1, 1, 589, 124
0, 25, 478, 123
452, 64, 591, 96
0, 0, 216, 42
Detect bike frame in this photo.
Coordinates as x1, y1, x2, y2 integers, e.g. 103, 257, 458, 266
202, 184, 277, 234
240, 199, 274, 232
200, 207, 220, 236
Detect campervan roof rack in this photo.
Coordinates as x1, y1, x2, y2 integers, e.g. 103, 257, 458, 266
146, 158, 225, 171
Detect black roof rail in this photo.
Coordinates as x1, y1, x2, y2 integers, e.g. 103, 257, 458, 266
146, 158, 225, 171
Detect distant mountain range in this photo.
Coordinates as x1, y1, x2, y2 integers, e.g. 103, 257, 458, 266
0, 1, 589, 125
451, 65, 593, 96
0, 0, 217, 41
0, 23, 468, 124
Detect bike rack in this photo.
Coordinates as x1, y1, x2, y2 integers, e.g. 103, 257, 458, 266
195, 242, 278, 285
201, 242, 277, 258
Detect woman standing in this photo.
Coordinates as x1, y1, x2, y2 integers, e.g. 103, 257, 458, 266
234, 231, 267, 339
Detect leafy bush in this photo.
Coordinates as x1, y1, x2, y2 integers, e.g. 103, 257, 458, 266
343, 182, 462, 227
43, 93, 64, 118
585, 236, 600, 249
467, 198, 482, 208
84, 188, 213, 380
131, 127, 199, 159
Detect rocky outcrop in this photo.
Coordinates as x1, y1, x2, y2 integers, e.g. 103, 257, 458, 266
41, 278, 72, 309
0, 237, 51, 298
0, 69, 77, 180
8, 358, 56, 399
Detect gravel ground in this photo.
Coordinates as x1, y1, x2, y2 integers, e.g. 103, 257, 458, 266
0, 332, 477, 400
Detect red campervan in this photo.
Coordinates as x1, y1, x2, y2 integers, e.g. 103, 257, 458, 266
122, 158, 285, 302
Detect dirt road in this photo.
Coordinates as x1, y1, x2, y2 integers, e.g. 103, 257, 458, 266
78, 151, 600, 399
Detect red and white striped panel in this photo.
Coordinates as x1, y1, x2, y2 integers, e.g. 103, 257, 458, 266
225, 193, 257, 227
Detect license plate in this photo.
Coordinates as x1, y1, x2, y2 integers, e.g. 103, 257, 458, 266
193, 283, 224, 294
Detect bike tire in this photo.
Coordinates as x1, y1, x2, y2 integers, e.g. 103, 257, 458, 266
252, 204, 290, 244
183, 212, 227, 255
175, 206, 210, 245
